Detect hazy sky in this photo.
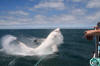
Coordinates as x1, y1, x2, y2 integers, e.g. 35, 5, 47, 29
0, 0, 100, 29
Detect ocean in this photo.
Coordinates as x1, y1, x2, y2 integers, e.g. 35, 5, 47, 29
0, 29, 95, 66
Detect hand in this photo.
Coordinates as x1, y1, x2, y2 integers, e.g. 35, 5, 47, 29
94, 26, 99, 29
84, 30, 95, 40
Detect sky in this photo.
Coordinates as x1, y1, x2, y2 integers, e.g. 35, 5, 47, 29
0, 0, 100, 29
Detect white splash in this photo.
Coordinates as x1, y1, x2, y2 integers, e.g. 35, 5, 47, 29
1, 28, 63, 56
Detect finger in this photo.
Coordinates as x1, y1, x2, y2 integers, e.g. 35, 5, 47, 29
84, 31, 87, 34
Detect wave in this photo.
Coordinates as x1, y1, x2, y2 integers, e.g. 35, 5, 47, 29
1, 28, 64, 56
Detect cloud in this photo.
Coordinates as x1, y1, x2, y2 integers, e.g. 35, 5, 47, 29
0, 13, 76, 26
87, 0, 100, 8
33, 14, 76, 24
0, 13, 95, 28
71, 0, 82, 2
67, 0, 87, 3
51, 15, 76, 23
87, 11, 100, 21
29, 0, 34, 2
0, 16, 14, 19
34, 0, 66, 10
0, 0, 99, 29
0, 19, 20, 25
33, 15, 47, 24
8, 10, 29, 16
71, 9, 86, 15
0, 16, 33, 26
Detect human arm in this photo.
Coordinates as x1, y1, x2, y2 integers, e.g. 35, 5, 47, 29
84, 29, 100, 40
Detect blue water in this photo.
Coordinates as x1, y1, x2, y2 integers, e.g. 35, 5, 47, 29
0, 29, 95, 66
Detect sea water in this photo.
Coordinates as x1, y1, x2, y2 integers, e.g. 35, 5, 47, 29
0, 29, 95, 66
